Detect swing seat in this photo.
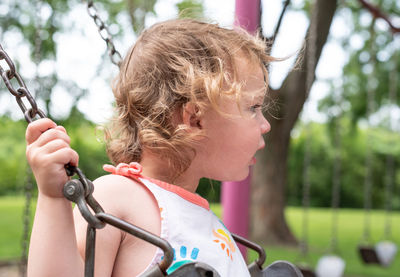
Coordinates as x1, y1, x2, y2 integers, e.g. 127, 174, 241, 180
358, 245, 380, 265
248, 260, 303, 277
315, 255, 345, 277
375, 241, 397, 266
359, 242, 398, 266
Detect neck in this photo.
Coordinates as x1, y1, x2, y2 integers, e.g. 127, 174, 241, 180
140, 151, 200, 193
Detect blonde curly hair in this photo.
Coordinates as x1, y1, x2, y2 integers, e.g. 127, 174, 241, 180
106, 18, 272, 177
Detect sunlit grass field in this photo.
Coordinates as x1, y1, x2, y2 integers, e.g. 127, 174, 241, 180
1, 196, 399, 276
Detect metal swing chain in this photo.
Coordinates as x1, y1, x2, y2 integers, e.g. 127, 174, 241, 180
0, 45, 46, 122
299, 0, 318, 260
362, 20, 377, 243
19, 2, 44, 276
85, 0, 122, 67
0, 42, 106, 215
329, 99, 342, 254
383, 54, 398, 240
0, 40, 105, 264
19, 166, 33, 277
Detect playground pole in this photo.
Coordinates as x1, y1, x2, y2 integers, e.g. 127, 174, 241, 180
221, 0, 260, 260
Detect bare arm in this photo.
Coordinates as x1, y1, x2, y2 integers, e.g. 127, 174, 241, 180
25, 119, 159, 277
28, 195, 84, 277
26, 118, 83, 277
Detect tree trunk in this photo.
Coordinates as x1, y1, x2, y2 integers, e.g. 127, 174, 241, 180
250, 0, 338, 245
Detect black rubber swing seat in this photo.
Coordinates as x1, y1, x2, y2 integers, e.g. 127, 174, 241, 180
358, 242, 398, 267
358, 245, 380, 265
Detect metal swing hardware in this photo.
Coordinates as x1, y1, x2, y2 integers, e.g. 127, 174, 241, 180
232, 234, 303, 277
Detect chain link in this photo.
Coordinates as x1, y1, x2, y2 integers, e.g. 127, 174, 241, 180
85, 0, 122, 67
0, 44, 46, 123
19, 165, 33, 277
329, 113, 342, 254
0, 42, 104, 218
362, 18, 378, 243
299, 0, 319, 260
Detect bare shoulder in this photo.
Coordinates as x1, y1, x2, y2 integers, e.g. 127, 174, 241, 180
91, 174, 160, 223
73, 174, 161, 276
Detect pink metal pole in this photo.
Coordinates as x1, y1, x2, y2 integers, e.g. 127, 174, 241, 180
222, 0, 260, 260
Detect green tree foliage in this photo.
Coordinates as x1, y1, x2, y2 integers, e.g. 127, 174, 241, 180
0, 0, 158, 119
1, 0, 204, 120
318, 0, 400, 125
287, 119, 400, 210
176, 0, 204, 19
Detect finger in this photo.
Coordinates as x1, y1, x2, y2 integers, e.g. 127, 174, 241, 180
34, 128, 71, 148
47, 148, 79, 168
40, 139, 70, 155
55, 125, 67, 134
26, 118, 57, 145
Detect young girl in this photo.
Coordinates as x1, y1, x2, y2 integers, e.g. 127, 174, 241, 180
26, 18, 272, 277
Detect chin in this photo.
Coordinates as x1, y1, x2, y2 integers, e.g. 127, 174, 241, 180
210, 167, 251, 182
227, 170, 251, 182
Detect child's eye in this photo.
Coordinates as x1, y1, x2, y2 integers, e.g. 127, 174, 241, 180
250, 104, 262, 112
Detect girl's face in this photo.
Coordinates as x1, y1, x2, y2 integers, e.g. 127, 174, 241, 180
198, 58, 270, 182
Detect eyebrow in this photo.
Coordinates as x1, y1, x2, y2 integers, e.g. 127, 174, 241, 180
248, 89, 266, 103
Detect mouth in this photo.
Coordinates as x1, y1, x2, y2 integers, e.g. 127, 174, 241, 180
251, 144, 265, 165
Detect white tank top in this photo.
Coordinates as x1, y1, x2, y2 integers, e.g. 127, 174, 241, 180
103, 162, 250, 277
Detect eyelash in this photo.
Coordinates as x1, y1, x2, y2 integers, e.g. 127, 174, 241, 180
250, 104, 263, 112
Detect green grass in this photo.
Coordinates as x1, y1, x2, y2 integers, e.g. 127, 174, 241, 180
1, 197, 399, 276
0, 195, 35, 261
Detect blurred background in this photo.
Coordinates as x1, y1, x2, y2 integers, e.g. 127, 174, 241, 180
0, 0, 399, 276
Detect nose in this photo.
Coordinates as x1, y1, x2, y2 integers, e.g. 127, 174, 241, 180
260, 114, 271, 135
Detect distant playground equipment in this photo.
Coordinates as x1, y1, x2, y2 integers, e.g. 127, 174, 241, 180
295, 1, 317, 276
315, 91, 345, 277
357, 38, 398, 267
0, 0, 304, 276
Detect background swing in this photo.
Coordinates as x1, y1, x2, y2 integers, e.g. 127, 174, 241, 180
0, 0, 304, 276
294, 1, 319, 276
314, 91, 345, 277
18, 0, 46, 275
357, 37, 398, 267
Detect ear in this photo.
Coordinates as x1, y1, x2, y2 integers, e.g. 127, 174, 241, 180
182, 102, 202, 129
